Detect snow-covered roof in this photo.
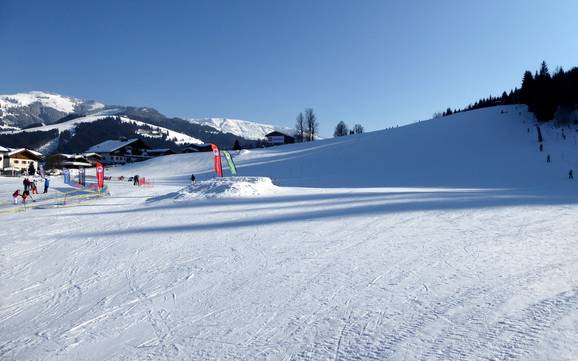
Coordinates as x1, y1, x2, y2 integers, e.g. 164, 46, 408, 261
266, 130, 294, 138
61, 161, 93, 167
86, 138, 141, 153
53, 153, 89, 160
83, 152, 102, 158
8, 148, 43, 158
0, 145, 9, 152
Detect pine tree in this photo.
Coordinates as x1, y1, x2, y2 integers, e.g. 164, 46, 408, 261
333, 121, 348, 137
233, 139, 241, 150
28, 162, 36, 176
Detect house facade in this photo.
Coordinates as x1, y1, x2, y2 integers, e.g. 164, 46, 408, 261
45, 153, 93, 169
265, 131, 295, 145
182, 144, 212, 153
0, 148, 44, 175
86, 138, 151, 165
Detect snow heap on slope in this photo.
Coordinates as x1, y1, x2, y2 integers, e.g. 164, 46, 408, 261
189, 117, 291, 140
175, 177, 278, 199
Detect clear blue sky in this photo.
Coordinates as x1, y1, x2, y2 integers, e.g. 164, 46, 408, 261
1, 0, 577, 136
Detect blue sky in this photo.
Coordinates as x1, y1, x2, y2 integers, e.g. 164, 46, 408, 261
1, 0, 577, 136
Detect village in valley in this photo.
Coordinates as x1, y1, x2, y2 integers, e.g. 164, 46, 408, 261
0, 130, 294, 176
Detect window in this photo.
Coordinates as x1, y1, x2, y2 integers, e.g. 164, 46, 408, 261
14, 160, 19, 164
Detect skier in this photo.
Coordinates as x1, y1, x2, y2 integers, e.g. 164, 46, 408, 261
133, 175, 139, 186
23, 178, 30, 192
21, 190, 31, 204
31, 181, 38, 194
546, 155, 550, 163
44, 177, 50, 193
569, 170, 574, 180
12, 190, 20, 204
539, 144, 543, 152
191, 174, 196, 183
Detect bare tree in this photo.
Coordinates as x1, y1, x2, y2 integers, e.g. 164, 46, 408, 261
352, 124, 364, 134
305, 108, 318, 141
295, 112, 305, 142
334, 121, 349, 137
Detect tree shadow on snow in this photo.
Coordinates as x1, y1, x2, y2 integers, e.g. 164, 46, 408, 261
69, 186, 578, 238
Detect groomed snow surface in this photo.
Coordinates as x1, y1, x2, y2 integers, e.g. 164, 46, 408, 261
1, 105, 577, 360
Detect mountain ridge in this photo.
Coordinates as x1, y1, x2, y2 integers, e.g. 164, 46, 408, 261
0, 91, 290, 154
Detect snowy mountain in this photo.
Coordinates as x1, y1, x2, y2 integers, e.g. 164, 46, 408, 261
0, 91, 104, 127
189, 117, 292, 140
0, 91, 290, 153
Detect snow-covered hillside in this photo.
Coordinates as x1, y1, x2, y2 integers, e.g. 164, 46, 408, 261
2, 105, 577, 360
190, 117, 291, 140
0, 91, 103, 114
6, 112, 204, 145
118, 105, 578, 189
0, 91, 104, 127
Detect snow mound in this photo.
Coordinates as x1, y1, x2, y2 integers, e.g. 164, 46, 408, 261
177, 177, 278, 199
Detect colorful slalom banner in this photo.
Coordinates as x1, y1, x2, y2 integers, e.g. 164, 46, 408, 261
96, 162, 105, 189
222, 150, 237, 176
211, 144, 223, 177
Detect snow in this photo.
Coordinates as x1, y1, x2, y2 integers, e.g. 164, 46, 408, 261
1, 105, 577, 360
156, 177, 280, 201
189, 117, 292, 140
0, 91, 83, 114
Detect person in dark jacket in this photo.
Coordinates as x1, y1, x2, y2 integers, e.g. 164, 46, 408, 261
547, 155, 550, 163
133, 175, 139, 186
569, 170, 574, 179
191, 174, 196, 182
44, 177, 50, 193
21, 190, 30, 204
23, 178, 30, 192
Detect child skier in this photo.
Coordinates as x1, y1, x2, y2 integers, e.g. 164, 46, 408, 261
31, 181, 38, 194
12, 190, 20, 204
21, 190, 30, 204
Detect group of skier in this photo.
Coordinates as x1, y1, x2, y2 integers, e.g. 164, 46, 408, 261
12, 177, 50, 204
535, 127, 574, 179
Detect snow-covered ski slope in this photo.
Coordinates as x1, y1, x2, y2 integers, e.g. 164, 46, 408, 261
116, 105, 578, 189
1, 105, 577, 361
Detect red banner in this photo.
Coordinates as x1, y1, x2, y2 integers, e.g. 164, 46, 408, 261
96, 162, 105, 189
211, 144, 223, 177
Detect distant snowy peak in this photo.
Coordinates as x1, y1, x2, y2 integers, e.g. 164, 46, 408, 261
0, 91, 103, 114
189, 117, 292, 140
0, 91, 104, 127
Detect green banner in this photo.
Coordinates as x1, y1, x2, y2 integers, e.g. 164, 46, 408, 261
223, 150, 238, 176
